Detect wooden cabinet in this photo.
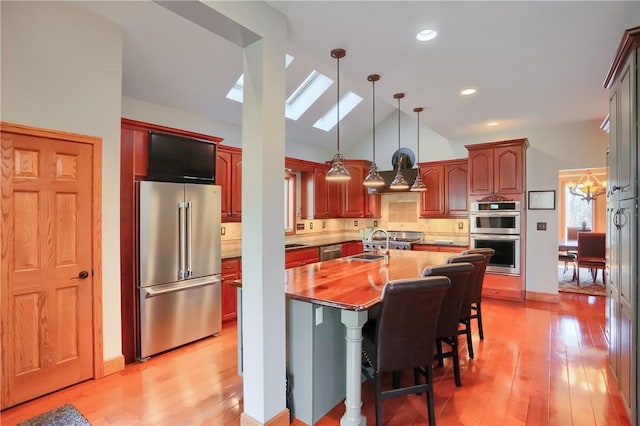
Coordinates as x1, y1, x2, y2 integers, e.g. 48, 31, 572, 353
285, 247, 320, 269
221, 258, 240, 322
313, 166, 341, 218
466, 139, 527, 199
341, 241, 364, 257
313, 160, 380, 218
418, 159, 468, 218
412, 244, 467, 253
216, 146, 242, 222
603, 27, 639, 421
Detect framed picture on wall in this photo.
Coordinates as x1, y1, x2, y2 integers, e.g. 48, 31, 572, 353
528, 190, 556, 210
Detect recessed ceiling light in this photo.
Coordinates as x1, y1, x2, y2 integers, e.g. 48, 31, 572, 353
460, 88, 477, 96
416, 29, 438, 42
487, 121, 499, 127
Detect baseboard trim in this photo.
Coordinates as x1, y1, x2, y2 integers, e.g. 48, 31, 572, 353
526, 290, 560, 303
103, 354, 125, 376
241, 409, 290, 426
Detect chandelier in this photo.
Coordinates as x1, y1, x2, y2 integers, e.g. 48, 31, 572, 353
566, 170, 606, 203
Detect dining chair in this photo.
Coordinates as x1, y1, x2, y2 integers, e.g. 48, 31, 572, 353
420, 262, 474, 387
447, 253, 486, 360
462, 248, 495, 340
577, 232, 606, 285
566, 226, 580, 241
361, 276, 451, 426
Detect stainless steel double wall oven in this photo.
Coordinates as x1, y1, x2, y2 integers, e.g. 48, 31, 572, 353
469, 200, 521, 275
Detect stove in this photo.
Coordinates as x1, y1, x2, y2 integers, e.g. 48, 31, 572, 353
363, 230, 423, 251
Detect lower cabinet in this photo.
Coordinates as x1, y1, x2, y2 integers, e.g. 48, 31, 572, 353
221, 258, 240, 322
286, 247, 320, 269
341, 241, 364, 257
412, 244, 467, 253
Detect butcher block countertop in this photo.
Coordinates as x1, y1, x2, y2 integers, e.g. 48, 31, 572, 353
284, 249, 451, 311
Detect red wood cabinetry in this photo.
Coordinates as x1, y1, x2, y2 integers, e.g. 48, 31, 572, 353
342, 241, 364, 257
412, 243, 467, 253
341, 161, 367, 217
221, 258, 240, 322
314, 160, 381, 219
285, 247, 320, 269
466, 139, 527, 199
119, 118, 223, 363
418, 159, 468, 218
313, 166, 341, 218
216, 146, 242, 222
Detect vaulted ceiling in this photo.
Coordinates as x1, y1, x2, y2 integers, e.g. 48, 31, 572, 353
75, 1, 640, 151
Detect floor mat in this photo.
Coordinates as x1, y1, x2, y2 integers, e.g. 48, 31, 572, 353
558, 264, 605, 296
17, 404, 90, 426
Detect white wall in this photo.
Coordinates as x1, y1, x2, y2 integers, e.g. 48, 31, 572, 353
345, 111, 466, 168
1, 2, 124, 359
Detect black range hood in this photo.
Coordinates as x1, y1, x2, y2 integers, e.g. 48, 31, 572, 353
366, 168, 418, 194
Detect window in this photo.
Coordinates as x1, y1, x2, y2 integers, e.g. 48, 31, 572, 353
285, 172, 296, 235
564, 185, 594, 231
313, 91, 363, 131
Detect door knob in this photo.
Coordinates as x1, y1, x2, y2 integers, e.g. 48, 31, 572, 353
72, 270, 90, 280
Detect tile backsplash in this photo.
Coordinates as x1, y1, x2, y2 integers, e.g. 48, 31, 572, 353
221, 191, 468, 247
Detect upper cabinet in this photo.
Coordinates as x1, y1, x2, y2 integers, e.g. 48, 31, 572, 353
418, 159, 468, 218
313, 159, 381, 219
606, 49, 637, 202
216, 145, 242, 222
466, 139, 528, 200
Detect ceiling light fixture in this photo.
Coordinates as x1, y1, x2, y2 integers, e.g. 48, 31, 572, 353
326, 48, 351, 182
567, 170, 606, 203
410, 107, 427, 192
363, 74, 385, 188
460, 88, 477, 96
487, 121, 499, 127
416, 29, 438, 42
390, 92, 410, 190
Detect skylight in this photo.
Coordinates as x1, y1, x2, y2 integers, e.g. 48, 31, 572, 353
285, 71, 332, 120
226, 54, 294, 103
313, 92, 364, 132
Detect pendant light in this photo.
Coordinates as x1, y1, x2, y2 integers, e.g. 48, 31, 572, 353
390, 92, 409, 190
410, 107, 427, 192
363, 74, 385, 188
326, 48, 351, 181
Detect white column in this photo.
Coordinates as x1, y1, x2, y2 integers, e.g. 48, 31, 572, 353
340, 310, 368, 426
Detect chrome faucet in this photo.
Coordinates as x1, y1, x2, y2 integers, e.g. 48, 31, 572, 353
368, 228, 390, 263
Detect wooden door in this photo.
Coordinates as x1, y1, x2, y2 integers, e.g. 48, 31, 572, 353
216, 150, 232, 221
341, 164, 365, 217
313, 167, 328, 218
445, 162, 468, 217
493, 146, 523, 194
468, 148, 493, 195
419, 165, 444, 217
230, 152, 242, 219
1, 125, 97, 408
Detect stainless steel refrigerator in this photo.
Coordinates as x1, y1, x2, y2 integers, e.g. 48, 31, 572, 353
136, 181, 222, 359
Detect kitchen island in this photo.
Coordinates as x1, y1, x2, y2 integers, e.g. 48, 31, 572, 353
286, 249, 451, 425
235, 249, 452, 425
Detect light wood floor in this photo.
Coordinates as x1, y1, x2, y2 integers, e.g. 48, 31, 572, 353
1, 293, 631, 426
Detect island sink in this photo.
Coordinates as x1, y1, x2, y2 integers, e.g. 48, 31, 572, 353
346, 253, 385, 262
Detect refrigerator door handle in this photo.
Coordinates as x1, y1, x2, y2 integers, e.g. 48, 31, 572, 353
142, 276, 221, 298
178, 201, 188, 279
186, 201, 193, 278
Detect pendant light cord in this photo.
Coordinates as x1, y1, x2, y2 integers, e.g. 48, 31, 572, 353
336, 55, 340, 154
416, 109, 420, 161
372, 78, 376, 163
397, 96, 401, 151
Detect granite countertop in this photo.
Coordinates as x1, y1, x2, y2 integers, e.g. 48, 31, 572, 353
235, 249, 452, 310
222, 237, 362, 260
